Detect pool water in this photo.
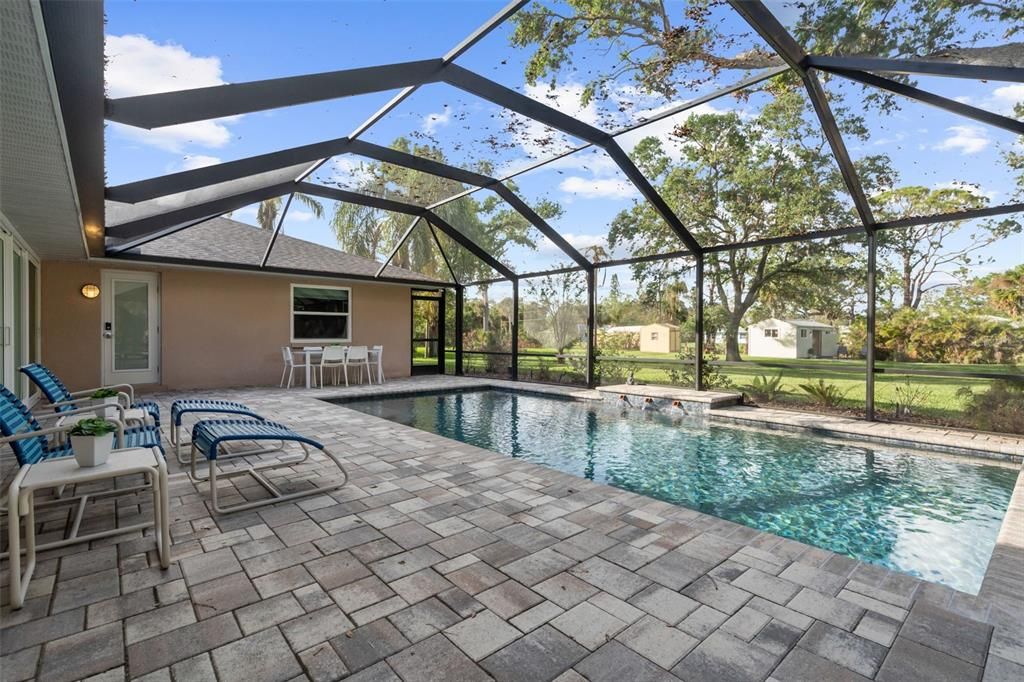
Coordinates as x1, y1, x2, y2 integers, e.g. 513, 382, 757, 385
341, 389, 1017, 593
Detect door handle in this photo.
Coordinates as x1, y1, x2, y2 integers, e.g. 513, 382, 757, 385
103, 331, 113, 339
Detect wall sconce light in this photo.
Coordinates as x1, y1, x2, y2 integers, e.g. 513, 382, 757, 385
81, 284, 100, 299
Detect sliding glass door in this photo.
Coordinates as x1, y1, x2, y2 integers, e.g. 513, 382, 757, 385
0, 227, 40, 400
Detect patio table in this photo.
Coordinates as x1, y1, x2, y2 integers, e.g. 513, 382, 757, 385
301, 347, 382, 388
6, 447, 171, 609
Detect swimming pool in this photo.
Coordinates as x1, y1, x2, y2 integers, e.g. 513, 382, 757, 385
340, 388, 1017, 593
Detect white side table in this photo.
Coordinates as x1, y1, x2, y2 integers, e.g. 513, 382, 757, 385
6, 447, 170, 609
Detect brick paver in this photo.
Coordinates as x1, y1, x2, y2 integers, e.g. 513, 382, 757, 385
2, 378, 1020, 681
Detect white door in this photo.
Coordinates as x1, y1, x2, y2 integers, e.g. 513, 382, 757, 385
101, 271, 160, 386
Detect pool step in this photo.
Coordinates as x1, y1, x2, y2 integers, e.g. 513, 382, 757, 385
597, 384, 741, 415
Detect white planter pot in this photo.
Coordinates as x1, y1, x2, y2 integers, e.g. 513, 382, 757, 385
71, 433, 114, 467
93, 396, 118, 419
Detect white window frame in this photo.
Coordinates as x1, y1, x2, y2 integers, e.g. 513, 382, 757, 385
290, 284, 351, 344
800, 329, 808, 338
763, 328, 778, 338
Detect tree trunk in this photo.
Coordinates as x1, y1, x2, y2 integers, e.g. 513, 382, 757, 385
481, 287, 490, 334
725, 313, 744, 361
902, 254, 914, 309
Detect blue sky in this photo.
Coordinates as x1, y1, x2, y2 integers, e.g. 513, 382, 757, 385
105, 0, 1022, 293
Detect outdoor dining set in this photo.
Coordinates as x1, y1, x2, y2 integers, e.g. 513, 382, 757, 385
280, 344, 385, 389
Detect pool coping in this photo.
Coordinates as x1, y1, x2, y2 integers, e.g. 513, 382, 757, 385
318, 376, 1023, 463
314, 376, 1024, 606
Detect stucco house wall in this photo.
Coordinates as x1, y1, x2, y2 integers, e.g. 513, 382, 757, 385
41, 260, 414, 391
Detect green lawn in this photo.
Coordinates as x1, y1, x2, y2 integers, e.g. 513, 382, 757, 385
446, 346, 1021, 429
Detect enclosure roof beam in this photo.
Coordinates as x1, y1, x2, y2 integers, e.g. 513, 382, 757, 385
873, 202, 1024, 231
375, 216, 422, 278
105, 213, 224, 255
825, 69, 1024, 136
297, 1, 529, 183
106, 137, 354, 203
295, 182, 425, 216
108, 252, 450, 288
805, 55, 1024, 83
260, 192, 294, 268
728, 0, 876, 230
424, 211, 517, 281
296, 181, 515, 280
105, 181, 297, 240
428, 222, 460, 285
105, 59, 447, 128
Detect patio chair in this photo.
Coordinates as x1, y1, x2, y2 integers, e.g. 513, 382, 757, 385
20, 362, 161, 427
318, 345, 347, 387
0, 386, 168, 574
343, 345, 372, 386
371, 344, 385, 383
187, 418, 347, 514
280, 346, 316, 388
169, 398, 271, 465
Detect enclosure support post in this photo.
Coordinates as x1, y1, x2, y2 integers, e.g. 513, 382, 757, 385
511, 278, 519, 381
587, 269, 597, 389
694, 254, 705, 392
866, 231, 877, 420
455, 285, 464, 376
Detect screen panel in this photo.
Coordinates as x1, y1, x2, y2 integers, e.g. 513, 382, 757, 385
455, 0, 782, 131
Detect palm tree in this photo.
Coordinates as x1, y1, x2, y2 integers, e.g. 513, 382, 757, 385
256, 194, 325, 232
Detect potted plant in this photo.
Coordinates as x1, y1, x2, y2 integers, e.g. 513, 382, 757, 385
91, 388, 120, 419
69, 418, 118, 467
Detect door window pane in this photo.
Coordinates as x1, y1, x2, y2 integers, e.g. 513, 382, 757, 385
12, 251, 24, 397
28, 262, 38, 395
114, 280, 150, 370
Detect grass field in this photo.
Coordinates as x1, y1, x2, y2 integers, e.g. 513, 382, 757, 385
447, 347, 1021, 430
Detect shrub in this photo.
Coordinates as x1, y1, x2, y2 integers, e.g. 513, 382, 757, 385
891, 378, 932, 418
743, 373, 785, 402
798, 379, 849, 407
958, 380, 1024, 434
91, 388, 119, 399
69, 418, 118, 437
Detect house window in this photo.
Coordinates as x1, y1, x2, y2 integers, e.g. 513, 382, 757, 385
800, 329, 808, 338
764, 328, 778, 338
650, 332, 659, 341
291, 285, 351, 342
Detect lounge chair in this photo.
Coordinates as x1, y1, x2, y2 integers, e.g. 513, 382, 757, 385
169, 398, 271, 465
0, 386, 169, 579
188, 418, 347, 514
20, 362, 161, 428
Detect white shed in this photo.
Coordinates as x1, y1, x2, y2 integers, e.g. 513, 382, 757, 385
747, 318, 839, 359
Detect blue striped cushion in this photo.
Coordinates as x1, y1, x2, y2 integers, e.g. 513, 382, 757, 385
19, 364, 74, 413
191, 419, 323, 460
132, 400, 162, 427
171, 399, 259, 425
0, 385, 49, 465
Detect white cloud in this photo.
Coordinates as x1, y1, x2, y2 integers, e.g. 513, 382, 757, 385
288, 210, 316, 222
106, 34, 236, 152
559, 176, 637, 199
177, 154, 221, 170
988, 83, 1024, 114
540, 233, 607, 253
422, 106, 452, 134
933, 125, 990, 155
328, 156, 376, 188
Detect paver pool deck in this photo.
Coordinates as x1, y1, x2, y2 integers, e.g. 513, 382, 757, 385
2, 376, 1022, 681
